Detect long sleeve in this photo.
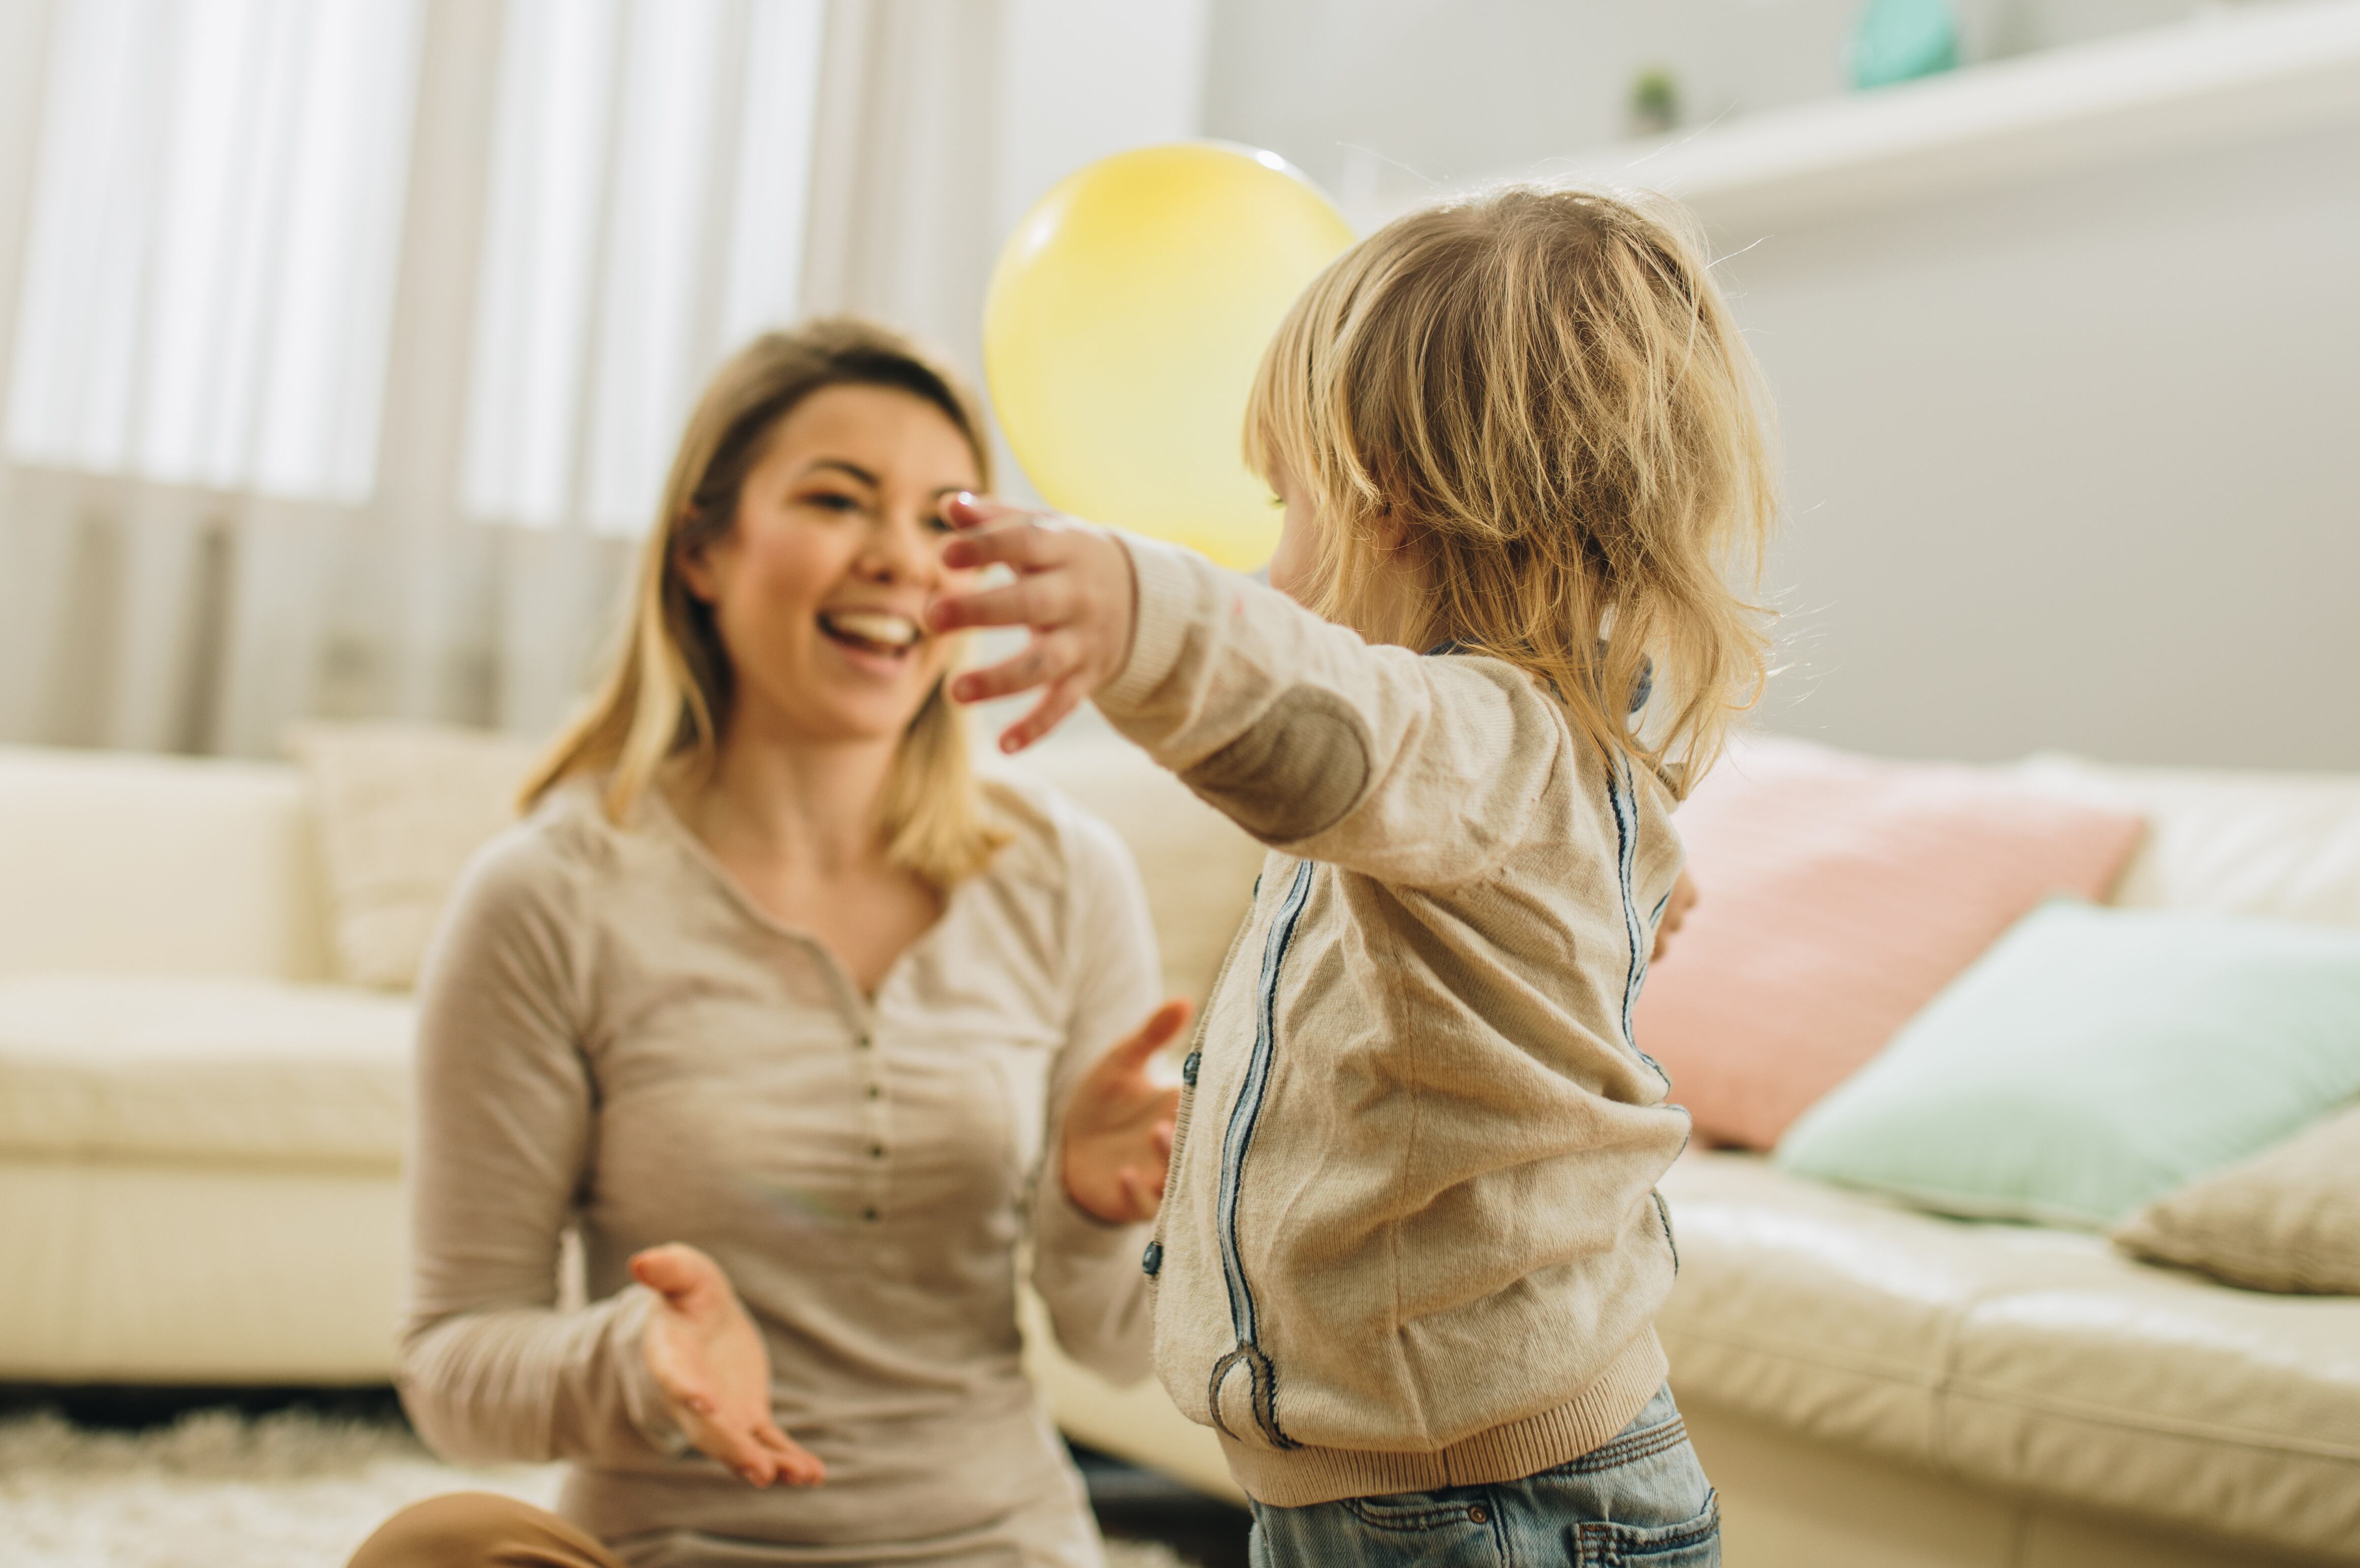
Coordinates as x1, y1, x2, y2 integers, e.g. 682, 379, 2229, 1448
1028, 810, 1163, 1385
1097, 534, 1566, 890
395, 833, 682, 1466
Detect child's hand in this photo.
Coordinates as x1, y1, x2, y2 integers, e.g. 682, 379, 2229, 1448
1652, 870, 1699, 962
926, 494, 1135, 753
1062, 999, 1192, 1224
631, 1243, 826, 1489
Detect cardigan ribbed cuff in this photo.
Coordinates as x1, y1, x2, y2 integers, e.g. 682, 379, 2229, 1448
1099, 532, 1196, 714
1214, 1330, 1669, 1508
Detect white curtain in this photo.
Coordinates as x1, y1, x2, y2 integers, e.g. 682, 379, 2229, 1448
0, 0, 1205, 760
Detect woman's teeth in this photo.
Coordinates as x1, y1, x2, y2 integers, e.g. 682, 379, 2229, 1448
819, 610, 921, 656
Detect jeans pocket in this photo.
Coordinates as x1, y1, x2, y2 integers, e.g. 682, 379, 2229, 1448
1571, 1487, 1720, 1567
1340, 1491, 1493, 1533
1252, 1491, 1502, 1568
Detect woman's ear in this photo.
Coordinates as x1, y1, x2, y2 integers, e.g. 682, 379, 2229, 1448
674, 516, 724, 605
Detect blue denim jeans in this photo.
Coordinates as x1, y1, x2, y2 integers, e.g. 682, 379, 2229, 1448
1246, 1385, 1718, 1567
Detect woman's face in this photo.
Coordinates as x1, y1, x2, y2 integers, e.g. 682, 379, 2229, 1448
680, 383, 984, 748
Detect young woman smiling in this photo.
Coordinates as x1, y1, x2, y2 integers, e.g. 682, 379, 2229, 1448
349, 320, 1187, 1568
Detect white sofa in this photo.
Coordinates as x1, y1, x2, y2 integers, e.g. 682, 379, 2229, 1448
2, 739, 2355, 1567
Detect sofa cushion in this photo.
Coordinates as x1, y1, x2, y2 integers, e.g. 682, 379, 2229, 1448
1774, 900, 2360, 1228
0, 975, 415, 1171
1633, 735, 2145, 1149
2113, 1100, 2360, 1296
290, 721, 544, 991
1657, 1151, 2360, 1559
0, 745, 334, 982
2020, 754, 2360, 930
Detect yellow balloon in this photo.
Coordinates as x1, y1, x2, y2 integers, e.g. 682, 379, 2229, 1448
984, 143, 1356, 570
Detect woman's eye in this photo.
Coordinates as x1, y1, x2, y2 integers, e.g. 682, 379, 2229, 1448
801, 491, 860, 513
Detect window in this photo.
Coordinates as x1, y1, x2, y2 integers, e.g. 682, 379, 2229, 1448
5, 0, 423, 504
461, 0, 826, 534
4, 0, 824, 534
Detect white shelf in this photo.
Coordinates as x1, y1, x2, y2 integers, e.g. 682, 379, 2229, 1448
1377, 0, 2360, 233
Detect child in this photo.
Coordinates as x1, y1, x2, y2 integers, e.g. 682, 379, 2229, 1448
930, 183, 1772, 1564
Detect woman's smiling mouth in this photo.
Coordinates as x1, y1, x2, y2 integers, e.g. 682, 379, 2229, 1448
817, 608, 924, 660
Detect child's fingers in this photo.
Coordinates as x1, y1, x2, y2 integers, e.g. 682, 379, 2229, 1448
942, 491, 1034, 532
996, 680, 1082, 753
930, 570, 1078, 635
939, 517, 1072, 575
953, 629, 1083, 704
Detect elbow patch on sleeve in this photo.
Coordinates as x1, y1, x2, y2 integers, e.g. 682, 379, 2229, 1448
1181, 689, 1371, 843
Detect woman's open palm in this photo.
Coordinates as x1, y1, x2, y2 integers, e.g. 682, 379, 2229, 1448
1062, 999, 1192, 1224
631, 1243, 826, 1489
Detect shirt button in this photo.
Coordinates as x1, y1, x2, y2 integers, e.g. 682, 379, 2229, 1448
855, 1033, 873, 1050
862, 1206, 880, 1223
869, 1143, 885, 1159
865, 1084, 881, 1100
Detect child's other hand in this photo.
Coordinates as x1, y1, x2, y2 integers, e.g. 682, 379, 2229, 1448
1652, 870, 1699, 962
1062, 999, 1192, 1225
926, 494, 1135, 754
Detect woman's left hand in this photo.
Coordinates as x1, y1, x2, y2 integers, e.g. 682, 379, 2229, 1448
1062, 999, 1193, 1224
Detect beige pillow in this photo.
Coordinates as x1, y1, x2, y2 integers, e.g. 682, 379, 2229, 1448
289, 722, 545, 990
2113, 1102, 2360, 1294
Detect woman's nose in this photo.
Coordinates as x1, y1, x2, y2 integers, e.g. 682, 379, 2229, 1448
857, 511, 937, 582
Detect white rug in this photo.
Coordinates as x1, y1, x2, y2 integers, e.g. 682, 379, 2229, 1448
0, 1409, 1187, 1568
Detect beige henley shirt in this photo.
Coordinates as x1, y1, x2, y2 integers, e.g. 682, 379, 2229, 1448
397, 772, 1162, 1566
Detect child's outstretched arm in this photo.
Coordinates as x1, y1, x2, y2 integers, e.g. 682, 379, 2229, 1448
928, 498, 1572, 890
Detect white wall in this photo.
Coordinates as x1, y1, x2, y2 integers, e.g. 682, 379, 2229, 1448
995, 0, 1208, 244
1719, 118, 2360, 770
1199, 0, 2240, 218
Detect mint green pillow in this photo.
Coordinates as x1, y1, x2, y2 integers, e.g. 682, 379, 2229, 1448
1775, 900, 2360, 1229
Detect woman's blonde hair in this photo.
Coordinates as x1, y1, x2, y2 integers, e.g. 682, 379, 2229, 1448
1246, 184, 1776, 794
522, 317, 1009, 887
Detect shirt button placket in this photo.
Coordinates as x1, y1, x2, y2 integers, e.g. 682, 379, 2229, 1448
854, 1022, 885, 1223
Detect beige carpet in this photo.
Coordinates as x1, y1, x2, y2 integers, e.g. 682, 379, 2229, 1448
0, 1409, 1186, 1567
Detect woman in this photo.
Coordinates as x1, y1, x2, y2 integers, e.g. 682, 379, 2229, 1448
352, 319, 1186, 1567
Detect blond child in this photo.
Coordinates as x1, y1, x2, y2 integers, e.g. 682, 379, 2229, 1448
930, 185, 1772, 1565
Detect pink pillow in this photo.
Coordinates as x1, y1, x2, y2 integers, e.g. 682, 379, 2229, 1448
1636, 736, 2145, 1149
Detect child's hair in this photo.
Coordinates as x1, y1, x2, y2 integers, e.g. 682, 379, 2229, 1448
1245, 184, 1776, 793
521, 317, 1009, 887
